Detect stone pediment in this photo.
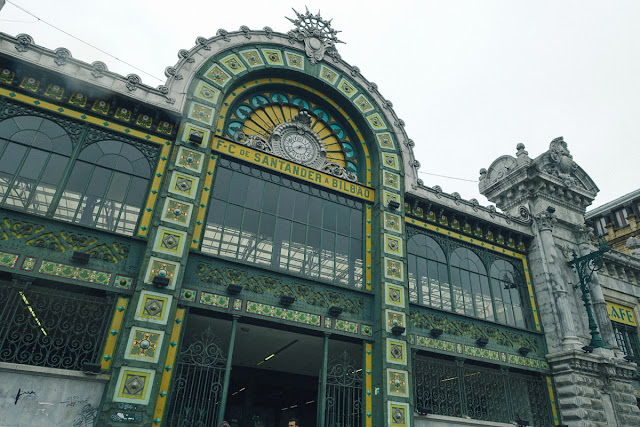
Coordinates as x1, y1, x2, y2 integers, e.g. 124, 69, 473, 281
480, 138, 599, 213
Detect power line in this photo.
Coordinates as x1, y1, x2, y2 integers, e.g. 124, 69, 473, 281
5, 1, 164, 83
418, 171, 478, 183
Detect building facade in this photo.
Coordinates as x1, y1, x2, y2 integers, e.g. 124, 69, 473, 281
0, 11, 639, 427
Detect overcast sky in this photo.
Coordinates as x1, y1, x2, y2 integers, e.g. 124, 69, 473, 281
2, 0, 638, 210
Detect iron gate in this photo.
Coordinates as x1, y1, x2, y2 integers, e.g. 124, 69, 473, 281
165, 327, 227, 427
324, 350, 363, 427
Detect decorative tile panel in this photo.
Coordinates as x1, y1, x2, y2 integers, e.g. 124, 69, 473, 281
204, 64, 231, 87
385, 309, 406, 332
324, 317, 333, 329
136, 114, 152, 128
188, 102, 215, 126
232, 298, 243, 311
144, 257, 180, 289
388, 401, 410, 427
384, 257, 404, 281
193, 80, 221, 105
162, 198, 193, 226
69, 92, 87, 107
180, 123, 210, 146
376, 133, 396, 151
384, 212, 402, 233
125, 327, 165, 363
220, 54, 247, 75
387, 338, 407, 365
44, 84, 64, 100
366, 113, 386, 130
20, 256, 37, 271
114, 107, 131, 121
382, 190, 401, 208
246, 301, 321, 327
382, 153, 400, 170
337, 78, 358, 98
361, 324, 373, 337
199, 291, 230, 309
239, 49, 264, 68
114, 367, 155, 405
385, 283, 405, 308
383, 171, 401, 191
175, 147, 204, 173
261, 49, 284, 65
19, 77, 39, 92
114, 275, 134, 290
384, 234, 403, 257
507, 353, 549, 370
168, 172, 200, 199
387, 369, 409, 397
153, 227, 188, 257
464, 345, 500, 361
335, 319, 358, 334
0, 68, 15, 84
285, 52, 304, 70
39, 261, 111, 285
414, 335, 456, 353
180, 288, 197, 302
135, 291, 172, 325
319, 65, 338, 85
91, 100, 110, 115
354, 94, 374, 113
0, 251, 18, 268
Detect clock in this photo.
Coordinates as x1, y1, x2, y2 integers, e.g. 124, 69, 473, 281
270, 112, 326, 168
282, 132, 317, 163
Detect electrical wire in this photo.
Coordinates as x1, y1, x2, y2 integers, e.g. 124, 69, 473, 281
5, 1, 164, 83
418, 170, 478, 183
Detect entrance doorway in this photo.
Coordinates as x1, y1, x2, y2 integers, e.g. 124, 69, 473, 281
166, 311, 363, 427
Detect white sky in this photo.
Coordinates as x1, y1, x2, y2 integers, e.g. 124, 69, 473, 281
1, 0, 639, 210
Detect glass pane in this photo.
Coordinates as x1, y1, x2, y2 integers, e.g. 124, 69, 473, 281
213, 167, 232, 200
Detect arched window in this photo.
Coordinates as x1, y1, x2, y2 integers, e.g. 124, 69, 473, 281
490, 260, 528, 328
0, 116, 73, 214
407, 235, 451, 311
450, 248, 494, 321
54, 140, 152, 236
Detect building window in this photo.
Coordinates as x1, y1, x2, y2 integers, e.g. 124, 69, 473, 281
407, 231, 531, 329
0, 112, 159, 236
614, 208, 629, 228
0, 282, 114, 371
594, 217, 608, 236
612, 322, 640, 360
53, 140, 153, 235
202, 158, 364, 288
414, 353, 552, 425
0, 116, 73, 214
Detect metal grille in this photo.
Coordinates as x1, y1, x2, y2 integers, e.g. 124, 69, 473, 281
414, 354, 553, 426
325, 350, 363, 427
165, 328, 227, 427
0, 282, 114, 370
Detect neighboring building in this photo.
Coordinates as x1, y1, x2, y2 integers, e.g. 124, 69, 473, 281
586, 189, 640, 254
0, 10, 639, 427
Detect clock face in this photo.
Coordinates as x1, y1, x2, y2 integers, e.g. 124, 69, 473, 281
282, 133, 317, 163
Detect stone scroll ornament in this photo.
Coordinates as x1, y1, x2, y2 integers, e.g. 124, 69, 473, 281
233, 111, 357, 182
286, 7, 343, 64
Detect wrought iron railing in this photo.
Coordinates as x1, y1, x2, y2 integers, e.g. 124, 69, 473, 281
0, 282, 114, 370
325, 350, 362, 427
414, 353, 553, 426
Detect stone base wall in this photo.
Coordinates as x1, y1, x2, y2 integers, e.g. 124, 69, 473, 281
549, 350, 640, 427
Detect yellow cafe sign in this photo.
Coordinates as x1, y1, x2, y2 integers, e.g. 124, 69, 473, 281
606, 302, 637, 327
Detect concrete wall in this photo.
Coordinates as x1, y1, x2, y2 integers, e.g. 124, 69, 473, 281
0, 362, 108, 427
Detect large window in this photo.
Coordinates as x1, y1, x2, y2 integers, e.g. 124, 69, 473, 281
414, 353, 553, 425
0, 113, 158, 236
613, 322, 640, 360
408, 231, 530, 329
202, 158, 364, 288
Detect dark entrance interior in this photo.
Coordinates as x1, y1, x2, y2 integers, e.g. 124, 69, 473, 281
170, 312, 362, 427
225, 366, 317, 427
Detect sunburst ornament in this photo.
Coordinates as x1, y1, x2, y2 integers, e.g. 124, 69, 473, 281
286, 7, 344, 64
